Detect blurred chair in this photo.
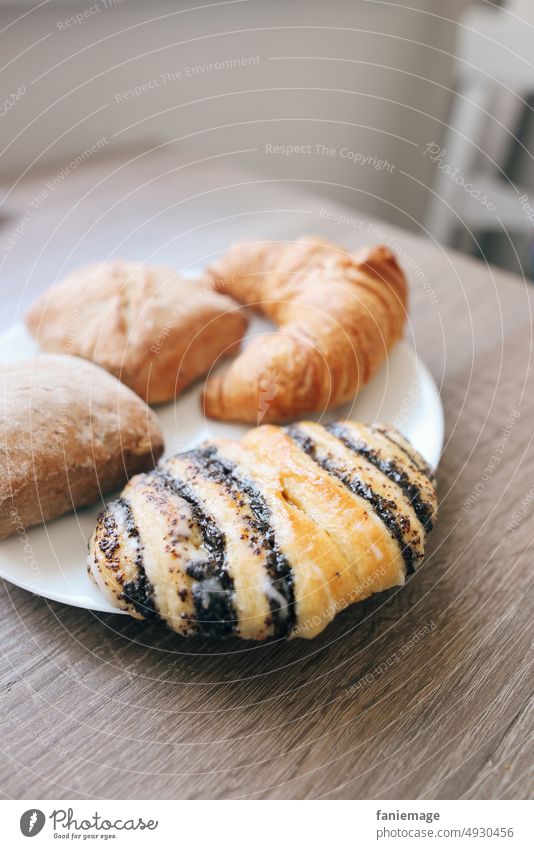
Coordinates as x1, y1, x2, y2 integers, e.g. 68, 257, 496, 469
426, 0, 534, 252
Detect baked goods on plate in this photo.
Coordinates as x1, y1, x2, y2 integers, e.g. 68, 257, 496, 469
203, 236, 407, 423
0, 355, 164, 540
25, 261, 248, 404
88, 420, 437, 639
0, 234, 443, 620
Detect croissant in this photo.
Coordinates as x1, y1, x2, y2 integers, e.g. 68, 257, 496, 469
88, 420, 437, 640
203, 236, 407, 423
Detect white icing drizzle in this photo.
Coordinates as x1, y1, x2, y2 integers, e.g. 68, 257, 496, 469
199, 577, 225, 610
262, 580, 290, 620
370, 543, 384, 561
110, 499, 140, 584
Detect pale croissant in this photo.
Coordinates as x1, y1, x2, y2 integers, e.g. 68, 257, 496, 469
203, 236, 408, 423
26, 261, 247, 404
88, 420, 437, 640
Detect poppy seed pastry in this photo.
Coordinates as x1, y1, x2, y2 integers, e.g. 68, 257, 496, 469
0, 355, 164, 540
25, 261, 248, 404
88, 420, 437, 640
202, 235, 407, 423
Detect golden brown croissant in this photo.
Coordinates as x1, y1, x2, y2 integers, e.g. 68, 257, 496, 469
88, 420, 437, 640
203, 236, 407, 423
25, 261, 248, 404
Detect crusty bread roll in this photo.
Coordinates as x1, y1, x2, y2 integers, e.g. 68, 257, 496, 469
25, 261, 248, 404
0, 355, 164, 540
203, 236, 407, 423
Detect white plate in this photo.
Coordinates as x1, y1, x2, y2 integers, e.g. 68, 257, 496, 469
0, 320, 443, 614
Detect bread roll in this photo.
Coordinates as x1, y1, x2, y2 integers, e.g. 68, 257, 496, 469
0, 355, 164, 539
25, 261, 248, 404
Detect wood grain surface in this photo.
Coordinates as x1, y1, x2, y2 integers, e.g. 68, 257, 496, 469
0, 149, 533, 799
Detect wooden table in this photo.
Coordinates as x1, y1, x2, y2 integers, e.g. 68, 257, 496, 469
0, 148, 533, 799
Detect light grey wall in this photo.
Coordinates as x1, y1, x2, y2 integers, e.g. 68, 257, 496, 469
0, 0, 475, 230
